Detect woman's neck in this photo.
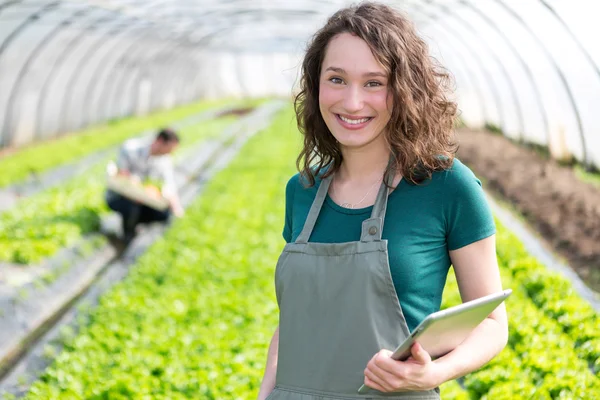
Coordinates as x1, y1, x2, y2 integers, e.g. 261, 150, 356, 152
337, 144, 390, 184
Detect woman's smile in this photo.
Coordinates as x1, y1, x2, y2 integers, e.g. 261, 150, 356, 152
335, 113, 374, 130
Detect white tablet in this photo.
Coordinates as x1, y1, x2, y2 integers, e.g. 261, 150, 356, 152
358, 289, 512, 394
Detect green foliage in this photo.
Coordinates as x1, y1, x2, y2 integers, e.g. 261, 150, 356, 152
0, 117, 236, 265
495, 223, 600, 371
482, 380, 550, 400
0, 98, 252, 188
439, 380, 468, 400
441, 218, 600, 398
574, 164, 600, 188
24, 107, 297, 399
484, 123, 503, 135
22, 106, 599, 399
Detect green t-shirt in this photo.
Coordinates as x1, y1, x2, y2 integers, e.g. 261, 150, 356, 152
282, 158, 496, 332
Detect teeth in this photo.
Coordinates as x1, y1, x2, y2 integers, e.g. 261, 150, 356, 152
339, 115, 370, 125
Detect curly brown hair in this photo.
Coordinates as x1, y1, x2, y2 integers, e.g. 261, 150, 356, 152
294, 1, 458, 186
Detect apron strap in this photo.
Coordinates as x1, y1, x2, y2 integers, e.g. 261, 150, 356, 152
360, 166, 395, 242
295, 175, 333, 244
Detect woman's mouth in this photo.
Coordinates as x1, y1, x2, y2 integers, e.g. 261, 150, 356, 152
336, 114, 373, 129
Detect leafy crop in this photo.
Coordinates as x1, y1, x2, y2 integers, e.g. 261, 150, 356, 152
441, 221, 600, 399
19, 106, 599, 399
0, 98, 254, 188
0, 117, 236, 265
23, 106, 298, 399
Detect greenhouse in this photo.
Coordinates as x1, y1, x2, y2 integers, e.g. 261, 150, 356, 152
0, 0, 599, 399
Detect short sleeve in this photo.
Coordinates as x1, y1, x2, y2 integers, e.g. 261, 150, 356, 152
282, 175, 297, 243
116, 145, 131, 171
444, 161, 496, 251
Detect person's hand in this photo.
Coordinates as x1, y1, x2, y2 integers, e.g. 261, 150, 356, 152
172, 204, 185, 218
144, 185, 162, 198
116, 168, 130, 177
116, 169, 140, 185
363, 343, 442, 392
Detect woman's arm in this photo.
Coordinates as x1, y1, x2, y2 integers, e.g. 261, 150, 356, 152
257, 325, 279, 400
432, 234, 508, 382
363, 235, 508, 391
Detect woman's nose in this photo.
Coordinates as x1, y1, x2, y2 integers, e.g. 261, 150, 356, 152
343, 85, 364, 113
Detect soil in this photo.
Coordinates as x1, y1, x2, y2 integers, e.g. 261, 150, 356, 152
456, 128, 600, 293
217, 107, 254, 118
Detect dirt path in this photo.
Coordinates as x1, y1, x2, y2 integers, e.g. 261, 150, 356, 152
456, 128, 600, 293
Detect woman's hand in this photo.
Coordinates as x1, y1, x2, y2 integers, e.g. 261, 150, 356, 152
363, 343, 442, 392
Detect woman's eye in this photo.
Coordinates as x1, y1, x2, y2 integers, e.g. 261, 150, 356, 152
329, 77, 344, 84
366, 81, 383, 87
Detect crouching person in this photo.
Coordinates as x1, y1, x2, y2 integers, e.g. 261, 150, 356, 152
106, 128, 184, 242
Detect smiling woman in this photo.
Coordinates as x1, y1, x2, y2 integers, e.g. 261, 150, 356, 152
259, 2, 508, 400
293, 2, 458, 190
319, 34, 392, 149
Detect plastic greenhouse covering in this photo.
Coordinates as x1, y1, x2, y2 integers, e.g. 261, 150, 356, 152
0, 0, 599, 169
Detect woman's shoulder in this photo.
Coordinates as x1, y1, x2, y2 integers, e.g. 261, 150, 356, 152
431, 158, 481, 186
408, 158, 484, 200
286, 172, 312, 189
286, 172, 302, 188
426, 158, 491, 212
285, 171, 321, 199
286, 167, 328, 190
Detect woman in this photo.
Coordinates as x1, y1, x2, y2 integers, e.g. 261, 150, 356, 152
258, 2, 508, 399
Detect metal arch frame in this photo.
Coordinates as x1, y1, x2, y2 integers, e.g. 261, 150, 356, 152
34, 11, 119, 140
151, 30, 233, 107
1, 0, 325, 144
81, 26, 164, 125
414, 2, 507, 130
99, 34, 177, 121
190, 51, 219, 99
457, 0, 551, 145
2, 5, 91, 143
183, 48, 210, 101
540, 1, 600, 81
82, 11, 227, 125
110, 0, 329, 22
99, 37, 183, 120
235, 52, 252, 97
103, 39, 196, 120
175, 49, 204, 102
426, 0, 525, 138
178, 27, 237, 102
57, 17, 147, 132
114, 29, 229, 117
540, 0, 600, 169
0, 0, 21, 15
0, 1, 59, 58
149, 46, 197, 110
0, 1, 60, 145
7, 0, 590, 150
128, 44, 204, 114
74, 23, 157, 129
182, 54, 205, 102
409, 2, 500, 124
118, 67, 142, 117
426, 39, 486, 124
101, 1, 327, 53
171, 49, 202, 104
492, 0, 588, 165
99, 32, 204, 121
420, 24, 488, 123
195, 22, 314, 53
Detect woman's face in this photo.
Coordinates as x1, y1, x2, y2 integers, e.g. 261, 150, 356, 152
319, 32, 392, 150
